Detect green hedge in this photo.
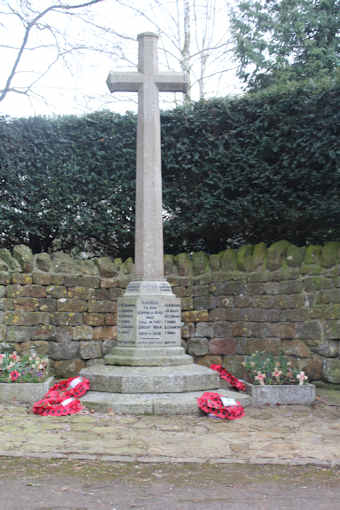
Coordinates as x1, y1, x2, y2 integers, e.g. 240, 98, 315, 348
161, 80, 340, 253
0, 111, 136, 257
0, 79, 339, 256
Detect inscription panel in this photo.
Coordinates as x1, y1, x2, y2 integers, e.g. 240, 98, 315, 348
137, 299, 163, 344
117, 295, 181, 346
164, 303, 181, 345
117, 301, 136, 345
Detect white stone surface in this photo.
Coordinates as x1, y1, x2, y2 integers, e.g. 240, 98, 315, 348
105, 345, 193, 366
0, 377, 54, 403
81, 388, 251, 415
95, 33, 222, 414
117, 294, 181, 347
243, 381, 316, 405
81, 364, 220, 394
107, 33, 187, 280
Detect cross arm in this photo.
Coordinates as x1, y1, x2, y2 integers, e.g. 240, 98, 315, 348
106, 72, 144, 93
155, 73, 188, 93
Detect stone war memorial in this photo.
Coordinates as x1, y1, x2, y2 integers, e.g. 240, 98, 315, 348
80, 32, 238, 414
2, 33, 337, 412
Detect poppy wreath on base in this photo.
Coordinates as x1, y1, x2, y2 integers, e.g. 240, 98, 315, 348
32, 376, 90, 416
197, 392, 245, 420
210, 364, 246, 392
47, 376, 90, 398
33, 396, 83, 416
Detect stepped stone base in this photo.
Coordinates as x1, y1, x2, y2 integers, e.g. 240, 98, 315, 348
80, 364, 220, 394
105, 346, 192, 366
80, 388, 251, 415
80, 364, 251, 415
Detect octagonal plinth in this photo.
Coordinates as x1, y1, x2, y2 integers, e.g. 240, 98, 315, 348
80, 364, 219, 394
80, 388, 251, 415
105, 346, 192, 366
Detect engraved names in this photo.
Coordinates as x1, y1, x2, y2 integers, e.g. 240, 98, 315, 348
117, 302, 135, 345
117, 296, 181, 347
164, 303, 181, 345
137, 299, 162, 343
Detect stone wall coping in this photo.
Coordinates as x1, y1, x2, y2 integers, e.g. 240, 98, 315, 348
0, 241, 339, 278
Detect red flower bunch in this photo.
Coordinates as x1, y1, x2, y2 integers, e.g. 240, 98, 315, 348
32, 376, 90, 416
197, 392, 245, 420
10, 370, 20, 382
210, 364, 246, 392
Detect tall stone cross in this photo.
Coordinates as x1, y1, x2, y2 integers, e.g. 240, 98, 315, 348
105, 32, 192, 366
107, 32, 187, 281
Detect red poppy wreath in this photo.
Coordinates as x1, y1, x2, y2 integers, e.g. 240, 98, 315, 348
197, 392, 245, 420
32, 376, 90, 416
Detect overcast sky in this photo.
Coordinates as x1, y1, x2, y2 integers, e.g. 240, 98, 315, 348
0, 0, 242, 118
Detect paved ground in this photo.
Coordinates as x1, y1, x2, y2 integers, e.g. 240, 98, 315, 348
0, 387, 340, 466
1, 386, 340, 509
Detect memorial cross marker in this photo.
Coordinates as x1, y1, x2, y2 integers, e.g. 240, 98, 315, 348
106, 32, 191, 366
107, 32, 187, 281
79, 32, 236, 413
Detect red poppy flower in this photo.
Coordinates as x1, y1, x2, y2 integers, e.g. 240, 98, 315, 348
210, 364, 246, 392
10, 370, 20, 382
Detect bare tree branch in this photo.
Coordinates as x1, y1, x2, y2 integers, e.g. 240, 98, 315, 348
0, 0, 105, 102
114, 0, 233, 103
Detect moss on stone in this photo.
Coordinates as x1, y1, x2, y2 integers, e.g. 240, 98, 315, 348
12, 245, 33, 273
121, 257, 134, 274
252, 243, 267, 269
237, 245, 254, 271
96, 257, 117, 278
0, 249, 21, 272
286, 244, 305, 267
220, 249, 237, 271
271, 266, 300, 281
209, 253, 221, 272
309, 304, 340, 320
228, 270, 248, 281
34, 253, 52, 272
192, 251, 210, 275
301, 264, 322, 275
0, 261, 8, 272
52, 252, 79, 274
304, 276, 329, 291
321, 242, 340, 268
164, 254, 176, 276
267, 240, 291, 271
304, 245, 322, 265
79, 259, 99, 275
175, 253, 193, 276
247, 271, 272, 282
113, 258, 123, 274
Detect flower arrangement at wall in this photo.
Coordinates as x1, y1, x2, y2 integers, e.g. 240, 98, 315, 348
242, 351, 308, 386
0, 351, 49, 383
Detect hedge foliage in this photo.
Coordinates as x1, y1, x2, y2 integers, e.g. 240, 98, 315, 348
0, 79, 339, 256
0, 111, 136, 257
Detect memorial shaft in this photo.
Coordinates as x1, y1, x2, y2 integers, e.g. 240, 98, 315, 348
78, 30, 222, 413
107, 32, 187, 281
135, 33, 163, 280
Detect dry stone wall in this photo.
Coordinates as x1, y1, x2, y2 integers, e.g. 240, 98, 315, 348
1, 242, 340, 382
